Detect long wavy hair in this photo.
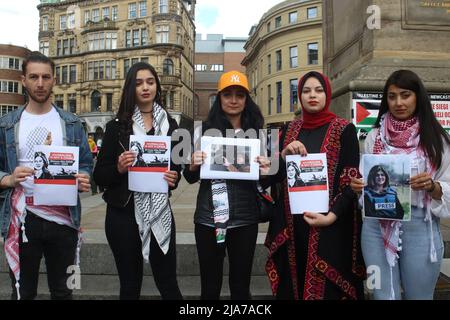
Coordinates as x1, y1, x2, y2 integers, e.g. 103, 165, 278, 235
206, 91, 264, 134
374, 70, 450, 168
116, 62, 166, 139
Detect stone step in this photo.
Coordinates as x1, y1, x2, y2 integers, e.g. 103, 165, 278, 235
0, 274, 273, 300
0, 232, 269, 276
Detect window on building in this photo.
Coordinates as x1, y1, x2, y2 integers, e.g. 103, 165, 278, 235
139, 1, 147, 17
124, 59, 130, 76
276, 50, 282, 71
308, 43, 319, 65
112, 6, 118, 21
67, 12, 75, 29
141, 29, 148, 45
63, 39, 69, 55
0, 57, 20, 70
68, 93, 77, 114
107, 93, 113, 111
210, 64, 223, 72
1, 81, 18, 94
133, 29, 140, 47
40, 41, 49, 56
0, 105, 19, 116
70, 65, 77, 83
177, 27, 182, 45
159, 0, 169, 13
87, 60, 115, 80
276, 81, 282, 113
307, 7, 318, 19
92, 9, 100, 22
126, 31, 132, 48
129, 3, 137, 19
267, 54, 272, 74
267, 85, 272, 115
84, 10, 90, 25
156, 25, 169, 43
55, 66, 60, 84
60, 15, 67, 30
61, 66, 68, 84
275, 16, 281, 28
289, 46, 298, 68
88, 32, 117, 51
289, 12, 297, 24
131, 58, 139, 66
103, 7, 110, 20
141, 57, 148, 64
290, 79, 298, 112
194, 64, 207, 71
70, 38, 76, 54
42, 16, 48, 31
57, 41, 62, 56
54, 94, 64, 109
163, 59, 174, 75
267, 22, 271, 33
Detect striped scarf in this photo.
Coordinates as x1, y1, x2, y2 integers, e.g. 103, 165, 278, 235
211, 180, 229, 243
374, 112, 437, 299
132, 104, 172, 260
5, 187, 80, 300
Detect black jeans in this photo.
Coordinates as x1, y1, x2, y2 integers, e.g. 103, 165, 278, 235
105, 201, 182, 300
9, 212, 78, 300
195, 223, 258, 300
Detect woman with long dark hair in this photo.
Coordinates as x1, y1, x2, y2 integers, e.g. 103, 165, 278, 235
33, 152, 53, 179
364, 165, 404, 220
351, 69, 450, 299
265, 71, 365, 300
183, 71, 270, 299
93, 62, 182, 300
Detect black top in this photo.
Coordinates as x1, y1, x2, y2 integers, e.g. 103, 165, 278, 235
93, 117, 181, 208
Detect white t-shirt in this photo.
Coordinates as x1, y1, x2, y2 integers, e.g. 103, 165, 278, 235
18, 107, 63, 202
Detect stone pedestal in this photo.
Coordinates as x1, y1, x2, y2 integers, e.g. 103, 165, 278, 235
323, 0, 450, 132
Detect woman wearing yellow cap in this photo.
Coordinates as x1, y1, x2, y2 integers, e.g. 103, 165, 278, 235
183, 71, 270, 300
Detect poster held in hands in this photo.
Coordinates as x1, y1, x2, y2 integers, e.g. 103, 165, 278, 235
362, 154, 411, 221
200, 136, 260, 181
128, 135, 171, 193
33, 145, 79, 206
286, 154, 329, 214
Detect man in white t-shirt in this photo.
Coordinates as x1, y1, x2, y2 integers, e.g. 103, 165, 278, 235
0, 52, 93, 300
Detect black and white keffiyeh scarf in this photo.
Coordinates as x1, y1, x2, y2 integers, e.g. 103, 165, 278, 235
132, 104, 172, 261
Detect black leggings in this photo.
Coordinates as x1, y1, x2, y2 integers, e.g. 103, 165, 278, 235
105, 202, 182, 300
195, 223, 258, 300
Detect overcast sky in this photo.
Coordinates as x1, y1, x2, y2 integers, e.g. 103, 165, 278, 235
0, 0, 283, 50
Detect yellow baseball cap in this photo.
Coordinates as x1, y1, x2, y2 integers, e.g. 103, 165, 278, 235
217, 71, 249, 92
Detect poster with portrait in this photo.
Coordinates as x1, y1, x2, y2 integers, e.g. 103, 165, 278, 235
128, 135, 171, 193
362, 154, 411, 221
33, 145, 79, 206
286, 154, 329, 214
200, 136, 260, 181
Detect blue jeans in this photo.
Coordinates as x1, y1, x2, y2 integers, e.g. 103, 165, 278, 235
361, 206, 444, 300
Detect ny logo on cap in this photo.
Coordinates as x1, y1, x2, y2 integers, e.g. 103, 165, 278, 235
230, 75, 241, 83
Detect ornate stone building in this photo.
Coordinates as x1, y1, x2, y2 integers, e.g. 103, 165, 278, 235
242, 0, 323, 128
38, 0, 196, 136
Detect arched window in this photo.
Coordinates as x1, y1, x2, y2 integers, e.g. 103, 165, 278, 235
163, 58, 174, 75
91, 90, 102, 112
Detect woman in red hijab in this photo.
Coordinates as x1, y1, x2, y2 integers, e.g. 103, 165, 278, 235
265, 71, 366, 300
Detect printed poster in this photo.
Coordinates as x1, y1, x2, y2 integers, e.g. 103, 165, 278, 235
33, 145, 79, 206
128, 135, 171, 193
362, 154, 411, 221
286, 154, 329, 214
200, 136, 260, 181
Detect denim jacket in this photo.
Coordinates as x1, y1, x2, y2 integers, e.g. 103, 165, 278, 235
0, 105, 93, 238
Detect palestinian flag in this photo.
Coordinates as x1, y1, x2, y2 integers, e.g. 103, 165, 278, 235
352, 100, 380, 129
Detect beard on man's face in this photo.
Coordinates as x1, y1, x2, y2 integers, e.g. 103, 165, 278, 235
27, 90, 52, 104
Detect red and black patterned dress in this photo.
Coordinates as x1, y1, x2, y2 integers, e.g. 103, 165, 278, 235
265, 117, 366, 300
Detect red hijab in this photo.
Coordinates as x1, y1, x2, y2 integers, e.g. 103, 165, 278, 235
298, 71, 336, 129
